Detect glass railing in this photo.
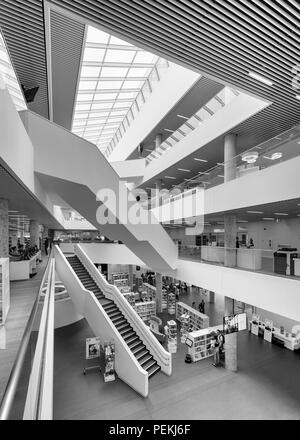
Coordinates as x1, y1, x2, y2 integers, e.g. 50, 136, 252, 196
105, 58, 169, 159
178, 245, 300, 280
145, 87, 240, 166
148, 124, 300, 209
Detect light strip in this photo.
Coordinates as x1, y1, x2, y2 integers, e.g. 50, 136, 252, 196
178, 168, 191, 172
194, 158, 208, 162
248, 71, 273, 86
274, 213, 289, 216
247, 211, 264, 214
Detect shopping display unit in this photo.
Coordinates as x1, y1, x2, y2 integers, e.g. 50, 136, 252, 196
123, 292, 136, 308
166, 320, 177, 354
187, 325, 223, 362
180, 313, 190, 343
176, 302, 209, 331
134, 301, 156, 322
162, 288, 168, 310
0, 258, 10, 325
167, 292, 176, 315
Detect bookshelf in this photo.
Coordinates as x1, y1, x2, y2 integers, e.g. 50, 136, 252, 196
134, 301, 156, 322
167, 292, 176, 315
111, 273, 129, 288
176, 302, 209, 330
162, 288, 168, 310
188, 326, 223, 362
167, 320, 177, 354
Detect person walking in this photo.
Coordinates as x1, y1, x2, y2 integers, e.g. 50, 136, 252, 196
44, 237, 49, 256
212, 333, 220, 367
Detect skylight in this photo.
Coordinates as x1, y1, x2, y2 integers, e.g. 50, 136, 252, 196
0, 31, 27, 111
72, 25, 160, 152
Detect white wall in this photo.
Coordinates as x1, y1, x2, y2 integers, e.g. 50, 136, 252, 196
204, 156, 300, 215
111, 159, 145, 180
0, 90, 34, 191
246, 218, 300, 251
172, 260, 300, 323
108, 63, 201, 162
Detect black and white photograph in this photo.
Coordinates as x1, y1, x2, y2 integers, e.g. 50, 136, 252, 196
0, 0, 299, 428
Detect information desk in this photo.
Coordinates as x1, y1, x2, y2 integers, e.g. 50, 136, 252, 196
237, 248, 262, 270
249, 321, 300, 351
294, 258, 300, 277
201, 246, 224, 264
10, 251, 42, 281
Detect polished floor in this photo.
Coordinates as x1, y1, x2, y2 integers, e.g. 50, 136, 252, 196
0, 256, 48, 402
53, 291, 300, 420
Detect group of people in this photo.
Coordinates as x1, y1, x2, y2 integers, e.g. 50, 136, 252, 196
211, 330, 225, 367
191, 299, 206, 315
9, 244, 39, 261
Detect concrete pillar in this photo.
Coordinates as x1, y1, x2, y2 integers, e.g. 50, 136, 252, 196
224, 133, 237, 183
156, 273, 162, 314
0, 199, 9, 258
224, 133, 237, 268
224, 332, 238, 372
128, 265, 134, 290
224, 296, 234, 316
224, 213, 237, 267
155, 179, 163, 209
209, 291, 215, 304
29, 220, 39, 248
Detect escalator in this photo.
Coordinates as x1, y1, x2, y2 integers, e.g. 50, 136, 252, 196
67, 255, 161, 379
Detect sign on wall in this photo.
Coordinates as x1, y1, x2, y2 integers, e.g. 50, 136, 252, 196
85, 337, 101, 360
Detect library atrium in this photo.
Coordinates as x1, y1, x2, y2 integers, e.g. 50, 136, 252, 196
0, 0, 300, 422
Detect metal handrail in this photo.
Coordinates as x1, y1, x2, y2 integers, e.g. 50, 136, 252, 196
0, 252, 52, 420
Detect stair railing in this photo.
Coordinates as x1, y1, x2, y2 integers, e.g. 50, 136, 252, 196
75, 244, 172, 376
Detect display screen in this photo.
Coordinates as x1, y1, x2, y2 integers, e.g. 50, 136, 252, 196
185, 338, 193, 348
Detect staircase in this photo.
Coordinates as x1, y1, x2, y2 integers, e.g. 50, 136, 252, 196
67, 255, 161, 379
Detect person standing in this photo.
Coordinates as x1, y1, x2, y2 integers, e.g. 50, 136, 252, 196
44, 237, 49, 256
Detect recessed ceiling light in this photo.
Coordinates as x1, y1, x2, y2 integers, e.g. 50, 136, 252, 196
217, 163, 224, 166
145, 149, 153, 153
194, 158, 208, 162
164, 176, 176, 180
164, 128, 175, 133
247, 211, 264, 214
274, 213, 288, 216
237, 220, 249, 223
248, 71, 273, 86
296, 95, 300, 101
177, 114, 189, 120
242, 151, 259, 164
262, 218, 275, 221
198, 172, 210, 176
8, 210, 19, 213
217, 175, 224, 178
178, 168, 191, 172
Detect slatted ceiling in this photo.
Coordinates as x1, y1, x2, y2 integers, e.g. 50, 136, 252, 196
0, 0, 299, 151
0, 0, 49, 118
50, 10, 85, 130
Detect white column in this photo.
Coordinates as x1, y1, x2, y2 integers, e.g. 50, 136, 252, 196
224, 133, 238, 267
128, 265, 134, 290
29, 220, 40, 248
224, 133, 237, 183
156, 273, 162, 314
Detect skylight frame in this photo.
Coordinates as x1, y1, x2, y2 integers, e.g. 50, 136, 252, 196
72, 25, 161, 149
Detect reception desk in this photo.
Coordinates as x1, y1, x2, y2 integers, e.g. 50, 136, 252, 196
294, 258, 300, 277
201, 246, 262, 271
201, 246, 224, 264
237, 248, 262, 270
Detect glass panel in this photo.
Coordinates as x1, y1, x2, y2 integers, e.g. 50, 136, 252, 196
86, 27, 109, 44
81, 66, 100, 77
97, 80, 123, 90
83, 48, 105, 62
79, 80, 97, 91
101, 67, 129, 77
134, 52, 159, 64
105, 49, 136, 63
